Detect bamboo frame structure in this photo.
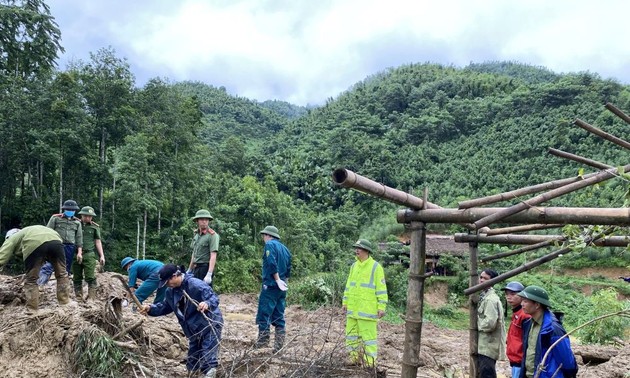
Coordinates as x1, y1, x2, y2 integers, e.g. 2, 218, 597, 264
454, 233, 630, 247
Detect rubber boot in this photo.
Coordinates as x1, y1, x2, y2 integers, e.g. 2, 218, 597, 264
74, 286, 84, 302
24, 285, 40, 314
254, 330, 270, 349
57, 277, 70, 305
87, 285, 97, 301
273, 328, 286, 354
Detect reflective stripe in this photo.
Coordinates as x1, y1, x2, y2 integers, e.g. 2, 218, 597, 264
364, 340, 378, 346
357, 312, 378, 319
360, 261, 379, 289
349, 282, 356, 287
375, 290, 387, 295
346, 335, 359, 340
365, 351, 377, 357
378, 300, 388, 304
347, 310, 354, 315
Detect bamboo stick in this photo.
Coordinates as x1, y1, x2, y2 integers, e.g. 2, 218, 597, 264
454, 233, 630, 247
457, 173, 598, 209
480, 241, 555, 262
548, 148, 612, 170
472, 164, 630, 229
605, 103, 630, 125
574, 118, 630, 151
484, 224, 563, 235
332, 168, 441, 210
398, 207, 630, 226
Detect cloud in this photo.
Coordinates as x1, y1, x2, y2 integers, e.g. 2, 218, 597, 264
48, 0, 630, 106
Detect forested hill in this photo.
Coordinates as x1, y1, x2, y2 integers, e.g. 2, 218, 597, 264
265, 62, 630, 210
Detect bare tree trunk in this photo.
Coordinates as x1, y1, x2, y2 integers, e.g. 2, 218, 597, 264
58, 154, 63, 209
111, 168, 116, 229
142, 210, 147, 260
99, 125, 106, 223
136, 219, 140, 260
158, 209, 161, 233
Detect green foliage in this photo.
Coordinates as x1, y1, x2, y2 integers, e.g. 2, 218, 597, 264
71, 326, 124, 377
288, 272, 347, 310
577, 288, 630, 344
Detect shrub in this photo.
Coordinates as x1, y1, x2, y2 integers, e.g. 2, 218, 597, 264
577, 288, 630, 344
289, 271, 347, 310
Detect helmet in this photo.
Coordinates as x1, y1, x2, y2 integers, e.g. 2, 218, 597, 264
78, 206, 97, 217
61, 200, 80, 211
5, 228, 20, 239
121, 257, 136, 270
260, 225, 280, 239
192, 209, 213, 221
352, 239, 374, 253
501, 281, 525, 292
517, 285, 552, 307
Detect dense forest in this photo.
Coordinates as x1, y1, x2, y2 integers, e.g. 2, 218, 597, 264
2, 0, 630, 297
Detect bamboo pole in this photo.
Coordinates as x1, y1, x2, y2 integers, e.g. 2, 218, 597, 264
574, 118, 630, 151
472, 164, 630, 229
480, 241, 555, 262
468, 239, 479, 378
455, 233, 630, 247
484, 224, 563, 235
398, 207, 630, 226
401, 221, 427, 378
605, 103, 630, 125
457, 172, 598, 209
332, 168, 441, 210
547, 148, 612, 170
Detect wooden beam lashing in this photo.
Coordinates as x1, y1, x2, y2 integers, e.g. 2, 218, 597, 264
485, 224, 563, 235
605, 102, 630, 125
480, 241, 554, 262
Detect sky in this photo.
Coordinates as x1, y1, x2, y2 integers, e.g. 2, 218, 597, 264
47, 0, 629, 106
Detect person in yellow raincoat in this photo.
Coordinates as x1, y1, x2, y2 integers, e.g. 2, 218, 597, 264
342, 239, 388, 367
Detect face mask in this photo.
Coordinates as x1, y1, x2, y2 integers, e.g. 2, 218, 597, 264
64, 210, 75, 217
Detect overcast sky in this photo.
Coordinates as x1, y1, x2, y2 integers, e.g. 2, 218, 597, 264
47, 0, 629, 106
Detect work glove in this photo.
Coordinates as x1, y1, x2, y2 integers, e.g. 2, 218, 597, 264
204, 272, 213, 284
275, 279, 288, 291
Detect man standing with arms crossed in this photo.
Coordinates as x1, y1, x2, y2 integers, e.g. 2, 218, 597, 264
187, 209, 219, 285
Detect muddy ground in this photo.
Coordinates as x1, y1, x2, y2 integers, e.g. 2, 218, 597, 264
0, 272, 628, 377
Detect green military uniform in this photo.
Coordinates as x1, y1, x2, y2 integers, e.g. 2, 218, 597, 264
343, 241, 388, 367
0, 225, 70, 311
72, 211, 101, 300
190, 228, 219, 279
47, 214, 83, 246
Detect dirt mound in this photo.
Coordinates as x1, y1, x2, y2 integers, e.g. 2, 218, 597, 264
0, 272, 628, 377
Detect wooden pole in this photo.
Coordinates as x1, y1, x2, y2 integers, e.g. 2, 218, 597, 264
547, 148, 612, 170
484, 224, 562, 236
398, 206, 630, 226
605, 103, 630, 124
574, 118, 630, 151
457, 172, 598, 209
401, 221, 427, 378
332, 168, 441, 210
472, 164, 630, 229
468, 238, 479, 378
480, 241, 554, 262
455, 233, 630, 247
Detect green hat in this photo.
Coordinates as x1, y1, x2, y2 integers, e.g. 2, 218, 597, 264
192, 209, 213, 221
78, 206, 97, 216
260, 225, 280, 239
352, 239, 374, 253
517, 285, 552, 307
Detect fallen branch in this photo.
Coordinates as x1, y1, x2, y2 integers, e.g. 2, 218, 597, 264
113, 318, 144, 340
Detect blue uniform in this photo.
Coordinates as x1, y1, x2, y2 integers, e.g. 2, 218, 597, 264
128, 259, 165, 304
148, 274, 223, 374
256, 239, 292, 333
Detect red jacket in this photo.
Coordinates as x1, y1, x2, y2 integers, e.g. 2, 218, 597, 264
506, 305, 531, 365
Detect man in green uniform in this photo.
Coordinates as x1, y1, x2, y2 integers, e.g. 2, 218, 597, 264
342, 239, 388, 367
38, 199, 83, 284
73, 206, 105, 301
0, 225, 70, 313
187, 209, 219, 285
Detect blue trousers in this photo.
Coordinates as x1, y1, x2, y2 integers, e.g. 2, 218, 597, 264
134, 272, 166, 304
188, 327, 222, 374
38, 243, 74, 285
255, 285, 286, 332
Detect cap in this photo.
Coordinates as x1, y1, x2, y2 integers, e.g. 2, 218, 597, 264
501, 281, 525, 292
352, 239, 374, 253
517, 285, 552, 307
158, 264, 180, 288
260, 225, 280, 239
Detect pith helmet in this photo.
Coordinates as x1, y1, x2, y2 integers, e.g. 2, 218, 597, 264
62, 199, 80, 211
260, 225, 280, 239
502, 281, 525, 292
78, 206, 97, 217
517, 285, 552, 307
192, 209, 213, 221
121, 257, 136, 270
352, 239, 374, 253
